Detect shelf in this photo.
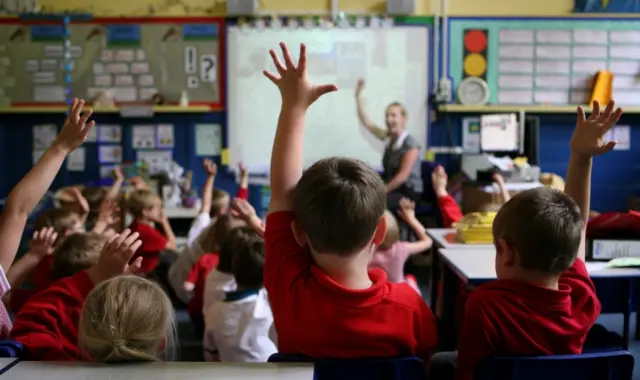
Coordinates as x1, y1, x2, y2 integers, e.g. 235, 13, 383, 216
0, 105, 215, 114
439, 104, 640, 114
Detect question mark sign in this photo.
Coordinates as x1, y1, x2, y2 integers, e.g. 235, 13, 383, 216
204, 58, 213, 79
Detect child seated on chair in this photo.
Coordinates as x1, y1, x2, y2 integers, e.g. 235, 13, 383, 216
369, 198, 432, 294
203, 225, 275, 362
428, 101, 614, 380
263, 42, 437, 361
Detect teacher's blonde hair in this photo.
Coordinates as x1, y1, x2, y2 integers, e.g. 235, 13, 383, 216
78, 275, 176, 362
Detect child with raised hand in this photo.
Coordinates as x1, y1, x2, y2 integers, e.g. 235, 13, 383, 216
370, 198, 432, 294
0, 98, 94, 339
79, 275, 175, 362
203, 226, 275, 362
169, 161, 249, 304
11, 229, 143, 361
429, 101, 617, 380
262, 42, 437, 361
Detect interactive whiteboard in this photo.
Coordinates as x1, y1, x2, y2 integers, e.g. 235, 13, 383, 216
227, 26, 429, 173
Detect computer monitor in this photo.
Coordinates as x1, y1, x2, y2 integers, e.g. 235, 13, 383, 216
486, 116, 540, 166
479, 113, 520, 153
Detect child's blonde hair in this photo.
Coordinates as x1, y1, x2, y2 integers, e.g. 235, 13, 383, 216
33, 208, 82, 237
380, 210, 400, 250
127, 189, 160, 218
78, 275, 176, 363
51, 232, 108, 281
210, 188, 230, 217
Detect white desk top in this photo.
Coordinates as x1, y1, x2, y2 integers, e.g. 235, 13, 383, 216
0, 358, 17, 370
426, 228, 494, 250
439, 248, 640, 284
3, 362, 314, 380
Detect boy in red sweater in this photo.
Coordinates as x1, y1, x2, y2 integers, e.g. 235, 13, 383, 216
262, 42, 437, 361
127, 189, 177, 273
428, 101, 616, 380
11, 229, 143, 360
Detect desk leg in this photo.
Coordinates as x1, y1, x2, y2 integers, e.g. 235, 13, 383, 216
440, 262, 458, 351
430, 248, 441, 312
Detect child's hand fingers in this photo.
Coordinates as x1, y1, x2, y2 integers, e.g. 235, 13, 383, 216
126, 256, 143, 274
297, 43, 307, 72
279, 42, 295, 69
122, 232, 140, 250
263, 70, 279, 85
269, 49, 286, 74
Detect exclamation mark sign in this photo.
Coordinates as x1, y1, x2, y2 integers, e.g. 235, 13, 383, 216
185, 46, 196, 74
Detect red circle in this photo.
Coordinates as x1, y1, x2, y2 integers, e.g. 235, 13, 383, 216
464, 30, 487, 53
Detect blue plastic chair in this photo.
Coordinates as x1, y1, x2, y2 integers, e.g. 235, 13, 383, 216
268, 353, 426, 380
476, 350, 634, 380
0, 340, 26, 358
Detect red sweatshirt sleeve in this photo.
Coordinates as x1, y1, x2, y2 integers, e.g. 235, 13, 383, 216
11, 271, 95, 361
236, 187, 248, 200
185, 261, 200, 284
438, 194, 463, 228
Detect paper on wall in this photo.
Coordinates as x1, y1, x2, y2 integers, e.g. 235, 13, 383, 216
98, 145, 123, 164
67, 147, 86, 171
33, 124, 57, 150
137, 150, 172, 174
99, 165, 116, 178
195, 124, 222, 156
605, 125, 630, 151
132, 125, 156, 149
462, 117, 481, 153
98, 125, 122, 143
156, 124, 174, 148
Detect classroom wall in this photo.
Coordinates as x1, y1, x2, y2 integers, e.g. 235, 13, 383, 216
40, 0, 574, 16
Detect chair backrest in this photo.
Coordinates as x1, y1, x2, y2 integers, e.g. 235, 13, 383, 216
476, 350, 634, 380
268, 353, 425, 380
0, 340, 27, 358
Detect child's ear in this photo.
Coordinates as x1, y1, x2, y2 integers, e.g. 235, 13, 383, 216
290, 220, 308, 248
495, 238, 516, 266
372, 214, 388, 246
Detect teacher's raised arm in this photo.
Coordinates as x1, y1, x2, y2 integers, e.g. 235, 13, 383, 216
355, 79, 388, 140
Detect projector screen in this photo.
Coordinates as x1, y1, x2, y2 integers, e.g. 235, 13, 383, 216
227, 26, 429, 173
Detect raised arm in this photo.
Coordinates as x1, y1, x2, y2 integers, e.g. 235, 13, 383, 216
566, 100, 621, 261
236, 162, 249, 200
492, 173, 511, 203
263, 43, 337, 212
355, 79, 387, 141
0, 98, 94, 272
105, 166, 124, 200
199, 159, 217, 215
397, 199, 433, 254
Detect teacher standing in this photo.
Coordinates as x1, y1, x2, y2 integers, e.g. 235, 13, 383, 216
355, 79, 423, 212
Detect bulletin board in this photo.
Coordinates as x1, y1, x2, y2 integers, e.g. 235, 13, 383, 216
0, 17, 223, 108
449, 18, 640, 106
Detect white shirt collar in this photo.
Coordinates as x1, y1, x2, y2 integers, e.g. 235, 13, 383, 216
388, 131, 409, 150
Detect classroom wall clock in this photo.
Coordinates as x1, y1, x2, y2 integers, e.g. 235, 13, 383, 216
457, 77, 490, 105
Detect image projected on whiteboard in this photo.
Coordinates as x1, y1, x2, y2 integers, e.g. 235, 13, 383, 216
227, 26, 429, 173
480, 114, 519, 152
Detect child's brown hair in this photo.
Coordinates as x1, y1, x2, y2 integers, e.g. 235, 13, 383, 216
201, 214, 246, 265
51, 232, 108, 281
81, 187, 108, 211
127, 189, 160, 218
379, 210, 400, 250
78, 275, 175, 362
294, 157, 386, 256
210, 188, 230, 217
492, 187, 582, 274
230, 227, 265, 289
33, 208, 82, 237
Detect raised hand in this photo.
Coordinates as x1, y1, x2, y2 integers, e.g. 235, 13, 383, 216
492, 172, 505, 186
397, 198, 416, 222
112, 166, 124, 182
431, 165, 448, 196
231, 197, 256, 221
355, 79, 365, 97
238, 162, 247, 177
70, 186, 90, 215
87, 229, 142, 284
572, 100, 622, 157
97, 198, 120, 225
263, 42, 338, 109
30, 227, 58, 258
203, 159, 217, 177
54, 98, 95, 152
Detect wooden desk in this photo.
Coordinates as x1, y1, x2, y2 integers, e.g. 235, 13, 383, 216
437, 248, 640, 351
2, 361, 314, 380
0, 358, 18, 375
